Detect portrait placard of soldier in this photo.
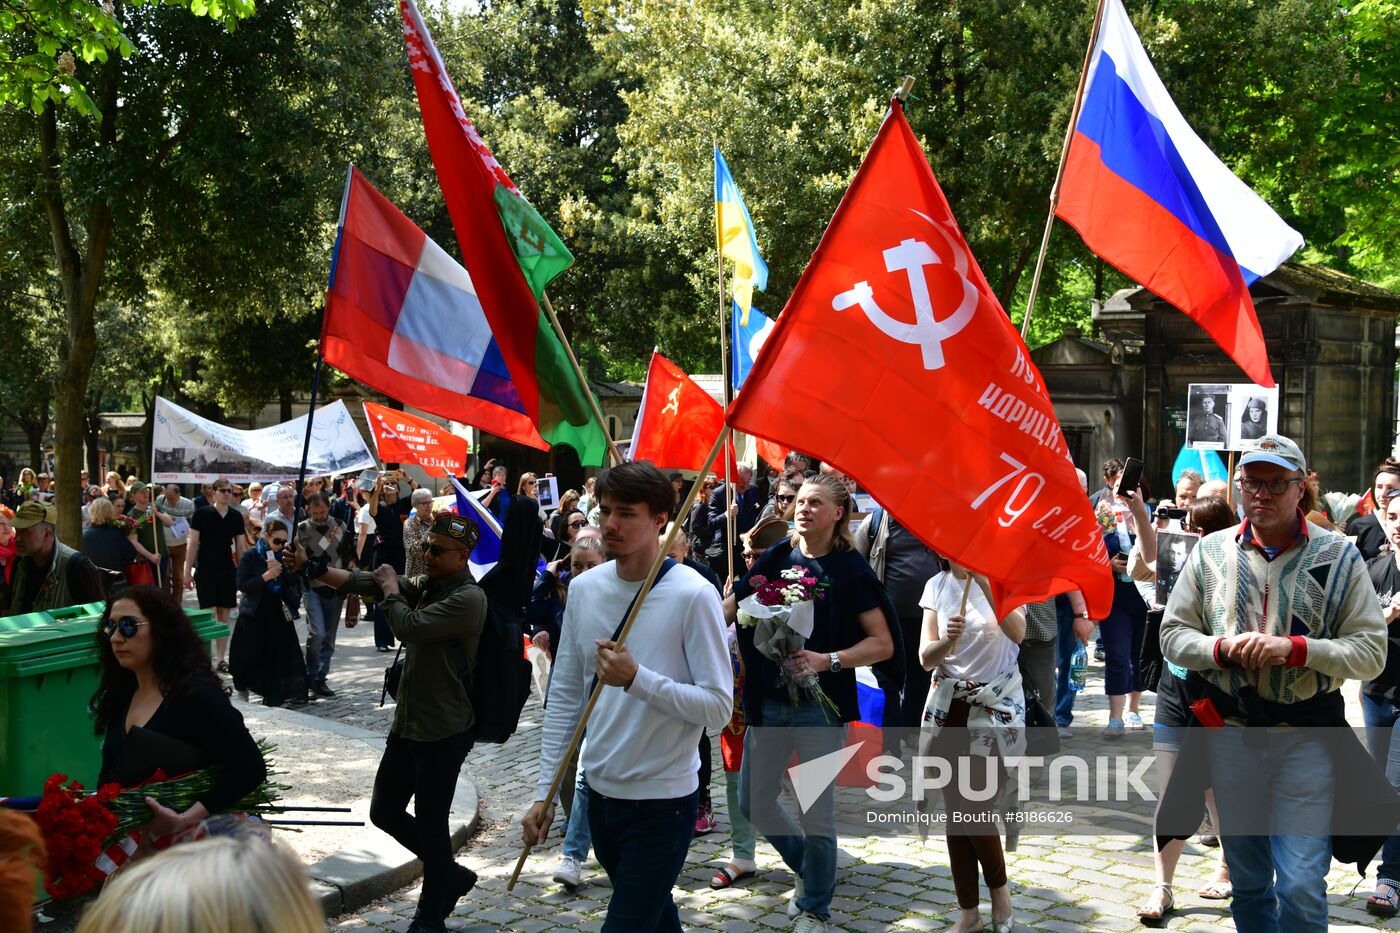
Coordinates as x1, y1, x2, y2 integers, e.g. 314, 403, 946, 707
1185, 384, 1230, 450
1155, 530, 1198, 607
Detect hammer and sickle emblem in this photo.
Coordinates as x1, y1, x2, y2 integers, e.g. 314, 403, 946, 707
662, 386, 681, 417
831, 210, 979, 370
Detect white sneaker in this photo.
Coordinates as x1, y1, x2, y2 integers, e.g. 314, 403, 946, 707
787, 874, 806, 918
552, 854, 581, 889
792, 913, 828, 932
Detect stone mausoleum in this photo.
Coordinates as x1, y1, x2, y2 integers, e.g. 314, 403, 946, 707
1030, 264, 1400, 497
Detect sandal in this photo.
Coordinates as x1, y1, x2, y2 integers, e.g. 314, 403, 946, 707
710, 864, 755, 890
1197, 879, 1232, 900
1368, 879, 1400, 917
1137, 884, 1175, 926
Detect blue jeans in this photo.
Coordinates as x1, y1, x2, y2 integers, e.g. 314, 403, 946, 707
739, 696, 844, 920
1054, 595, 1078, 726
587, 786, 697, 933
1362, 693, 1400, 882
563, 773, 592, 861
1207, 727, 1333, 933
1101, 580, 1146, 696
303, 587, 343, 683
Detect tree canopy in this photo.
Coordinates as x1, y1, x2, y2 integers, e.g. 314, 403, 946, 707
0, 0, 1394, 536
0, 0, 254, 117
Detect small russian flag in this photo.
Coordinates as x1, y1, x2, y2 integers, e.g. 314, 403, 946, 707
445, 476, 503, 579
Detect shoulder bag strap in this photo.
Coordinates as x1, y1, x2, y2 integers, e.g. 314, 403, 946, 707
587, 557, 676, 701
379, 643, 404, 708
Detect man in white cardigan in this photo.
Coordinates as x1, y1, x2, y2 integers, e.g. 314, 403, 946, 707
1162, 433, 1385, 932
522, 461, 732, 932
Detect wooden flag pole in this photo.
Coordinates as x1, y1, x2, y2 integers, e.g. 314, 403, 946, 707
1018, 0, 1109, 341
945, 571, 975, 650
151, 507, 163, 592
506, 425, 733, 890
713, 140, 737, 585
1227, 450, 1236, 507
539, 290, 624, 467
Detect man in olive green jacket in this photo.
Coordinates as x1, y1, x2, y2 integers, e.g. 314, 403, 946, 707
289, 511, 486, 933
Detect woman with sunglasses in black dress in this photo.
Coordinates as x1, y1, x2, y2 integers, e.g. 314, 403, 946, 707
92, 586, 266, 842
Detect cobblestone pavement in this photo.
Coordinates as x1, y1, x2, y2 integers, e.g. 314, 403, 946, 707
303, 623, 1399, 932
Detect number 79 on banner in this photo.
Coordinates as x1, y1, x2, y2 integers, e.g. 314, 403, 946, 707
970, 453, 1045, 528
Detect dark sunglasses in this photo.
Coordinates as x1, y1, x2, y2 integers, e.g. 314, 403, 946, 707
270, 537, 288, 546
420, 542, 466, 556
776, 494, 796, 504
103, 615, 150, 638
567, 519, 587, 529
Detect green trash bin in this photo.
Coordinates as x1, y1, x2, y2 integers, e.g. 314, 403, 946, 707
0, 605, 224, 796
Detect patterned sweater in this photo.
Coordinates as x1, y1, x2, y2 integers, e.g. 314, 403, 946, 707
1161, 520, 1385, 703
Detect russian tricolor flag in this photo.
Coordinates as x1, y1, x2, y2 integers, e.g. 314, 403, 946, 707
322, 166, 552, 450
1056, 0, 1302, 388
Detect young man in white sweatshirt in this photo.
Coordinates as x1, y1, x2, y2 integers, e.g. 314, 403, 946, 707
522, 461, 732, 932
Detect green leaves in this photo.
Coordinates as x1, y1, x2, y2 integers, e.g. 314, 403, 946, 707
2, 0, 1392, 462
0, 0, 256, 119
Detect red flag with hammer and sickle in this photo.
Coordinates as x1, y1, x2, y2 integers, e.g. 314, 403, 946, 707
631, 352, 737, 477
727, 100, 1112, 619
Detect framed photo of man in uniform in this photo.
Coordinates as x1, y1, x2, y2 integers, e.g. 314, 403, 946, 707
1186, 384, 1230, 450
1155, 531, 1198, 607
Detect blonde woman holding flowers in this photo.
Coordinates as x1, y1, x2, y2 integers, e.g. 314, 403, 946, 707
724, 473, 894, 933
13, 467, 37, 503
82, 497, 154, 595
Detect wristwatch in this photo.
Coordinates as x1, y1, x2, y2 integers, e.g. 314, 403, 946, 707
828, 652, 842, 673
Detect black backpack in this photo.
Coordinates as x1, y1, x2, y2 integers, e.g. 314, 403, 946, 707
382, 496, 541, 745
461, 595, 532, 744
471, 495, 544, 744
379, 583, 530, 745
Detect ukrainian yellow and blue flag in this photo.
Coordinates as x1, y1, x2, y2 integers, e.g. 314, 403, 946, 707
714, 148, 768, 324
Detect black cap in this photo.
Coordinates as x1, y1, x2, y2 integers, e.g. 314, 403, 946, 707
430, 513, 480, 550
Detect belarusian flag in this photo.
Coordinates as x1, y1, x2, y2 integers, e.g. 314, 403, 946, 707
400, 0, 608, 466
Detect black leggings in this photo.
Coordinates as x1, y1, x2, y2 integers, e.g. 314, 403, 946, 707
370, 730, 473, 920
698, 732, 712, 809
